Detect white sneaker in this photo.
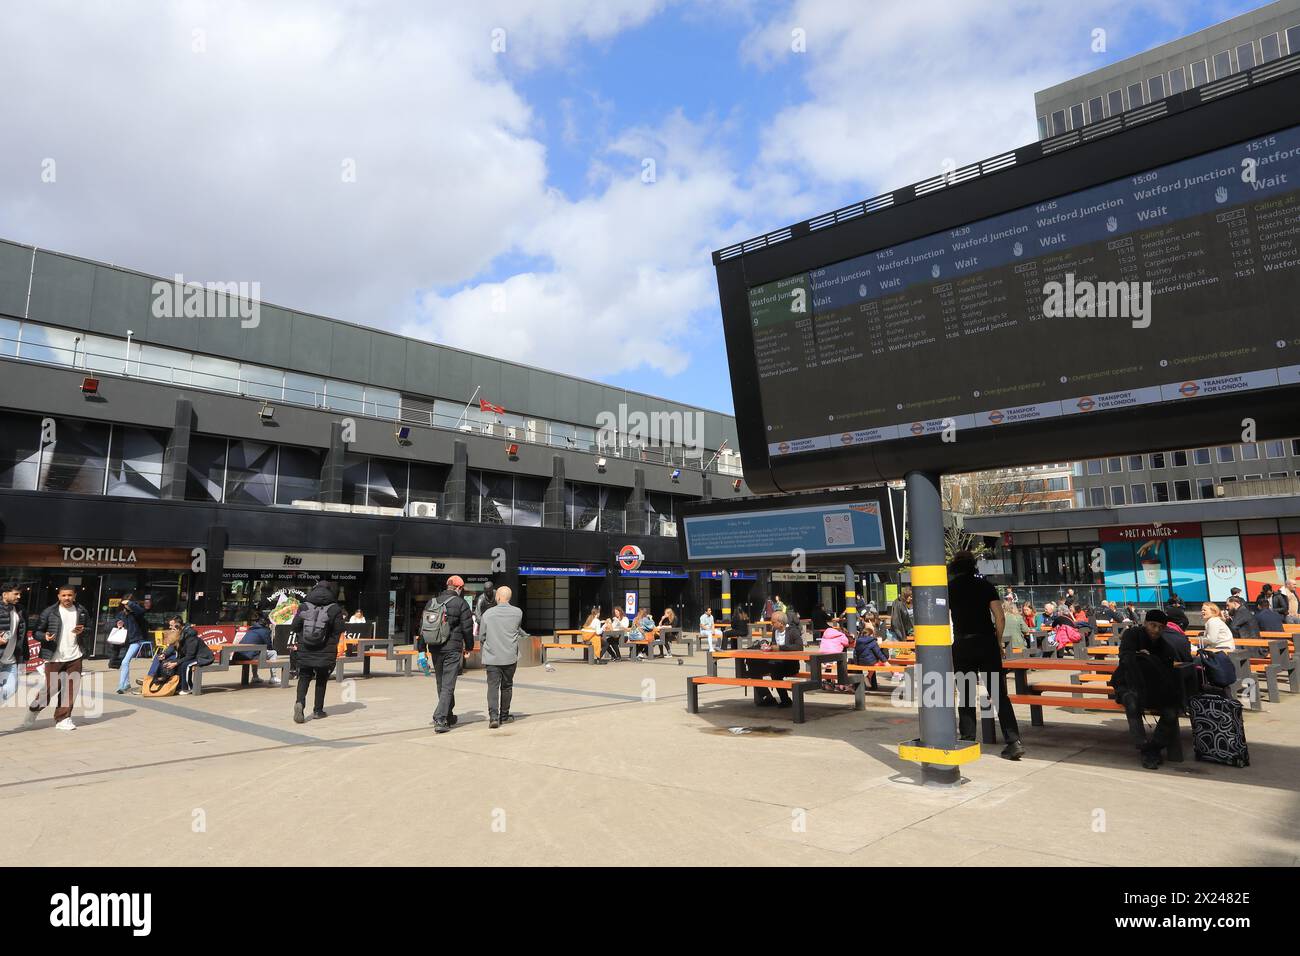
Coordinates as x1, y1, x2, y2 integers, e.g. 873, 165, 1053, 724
178, 690, 191, 696
55, 718, 76, 731
21, 710, 38, 729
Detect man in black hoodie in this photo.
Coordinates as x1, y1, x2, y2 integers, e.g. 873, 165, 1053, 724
1225, 595, 1261, 642
291, 580, 344, 723
425, 575, 475, 733
1113, 609, 1191, 769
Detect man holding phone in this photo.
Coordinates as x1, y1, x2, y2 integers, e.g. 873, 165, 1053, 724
23, 585, 89, 731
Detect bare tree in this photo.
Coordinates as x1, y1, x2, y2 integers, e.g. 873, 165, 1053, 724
941, 470, 1036, 561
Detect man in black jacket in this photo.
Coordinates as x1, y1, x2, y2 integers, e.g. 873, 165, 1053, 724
291, 580, 344, 723
24, 585, 89, 730
1, 582, 27, 708
1253, 596, 1284, 633
1225, 595, 1261, 641
426, 575, 475, 733
745, 611, 803, 708
1113, 609, 1191, 770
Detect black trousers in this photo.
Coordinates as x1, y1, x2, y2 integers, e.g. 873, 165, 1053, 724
486, 663, 517, 719
742, 657, 793, 704
952, 634, 1020, 743
296, 665, 331, 712
1118, 689, 1180, 754
431, 645, 462, 722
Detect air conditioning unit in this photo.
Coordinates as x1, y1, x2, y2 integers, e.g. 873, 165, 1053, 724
408, 500, 439, 518
458, 424, 473, 433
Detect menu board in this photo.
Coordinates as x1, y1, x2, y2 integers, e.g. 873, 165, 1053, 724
750, 124, 1300, 457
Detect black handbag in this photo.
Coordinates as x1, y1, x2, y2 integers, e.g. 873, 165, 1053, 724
1195, 648, 1236, 689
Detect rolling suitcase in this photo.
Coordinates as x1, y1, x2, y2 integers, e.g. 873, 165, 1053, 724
1188, 691, 1249, 767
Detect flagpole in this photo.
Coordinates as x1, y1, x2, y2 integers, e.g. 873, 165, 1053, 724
703, 439, 729, 473
455, 385, 481, 429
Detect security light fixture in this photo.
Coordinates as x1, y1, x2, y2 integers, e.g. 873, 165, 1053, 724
80, 376, 100, 395
596, 457, 607, 473
258, 402, 274, 421
732, 478, 743, 493
671, 469, 681, 482
506, 442, 519, 459
395, 425, 412, 446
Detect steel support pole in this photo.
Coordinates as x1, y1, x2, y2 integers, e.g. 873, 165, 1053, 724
905, 470, 963, 786
844, 565, 858, 635
721, 570, 732, 625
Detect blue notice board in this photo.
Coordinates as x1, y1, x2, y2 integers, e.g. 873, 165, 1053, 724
683, 501, 885, 562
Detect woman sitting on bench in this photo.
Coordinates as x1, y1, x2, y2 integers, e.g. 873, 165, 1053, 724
721, 609, 749, 650
580, 607, 609, 663
657, 608, 677, 656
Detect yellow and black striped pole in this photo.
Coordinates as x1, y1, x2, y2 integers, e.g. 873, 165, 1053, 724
721, 570, 731, 625
897, 470, 976, 785
843, 566, 857, 635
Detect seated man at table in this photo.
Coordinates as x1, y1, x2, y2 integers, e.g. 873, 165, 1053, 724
746, 611, 803, 708
233, 613, 279, 686
1113, 609, 1192, 770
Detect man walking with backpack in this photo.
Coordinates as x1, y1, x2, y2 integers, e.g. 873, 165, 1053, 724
291, 579, 345, 724
423, 575, 475, 734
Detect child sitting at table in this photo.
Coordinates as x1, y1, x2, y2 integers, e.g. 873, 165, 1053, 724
853, 619, 889, 689
818, 624, 854, 692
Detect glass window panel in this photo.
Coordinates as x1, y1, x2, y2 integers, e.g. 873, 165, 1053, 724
325, 379, 365, 415
1150, 452, 1166, 469
342, 452, 368, 506
1127, 83, 1144, 108
191, 354, 241, 393
431, 399, 462, 429
1087, 96, 1104, 123
1174, 480, 1192, 501
1241, 443, 1260, 460
513, 476, 546, 528
1193, 448, 1211, 465
1107, 89, 1124, 115
476, 471, 512, 525
275, 445, 322, 505
1190, 59, 1209, 86
241, 364, 284, 401
646, 491, 675, 535
1287, 26, 1300, 56
1261, 33, 1280, 62
106, 425, 166, 499
1106, 457, 1122, 473
39, 418, 110, 494
283, 372, 325, 407
575, 426, 597, 452
1212, 50, 1233, 78
225, 440, 277, 506
1266, 440, 1285, 458
1086, 459, 1102, 475
1089, 487, 1105, 507
0, 317, 18, 357
1130, 483, 1148, 504
17, 324, 79, 366
1110, 485, 1126, 506
1168, 66, 1186, 94
137, 344, 192, 385
1152, 482, 1171, 502
549, 420, 578, 449
1172, 450, 1188, 467
1198, 478, 1215, 499
1069, 103, 1085, 129
1050, 109, 1067, 135
366, 457, 409, 510
1147, 75, 1165, 101
1127, 454, 1144, 471
1217, 445, 1235, 463
185, 436, 226, 502
568, 482, 599, 531
1037, 115, 1048, 139
599, 486, 627, 533
0, 410, 42, 490
1236, 43, 1255, 70
408, 463, 447, 510
365, 387, 401, 420
80, 333, 126, 374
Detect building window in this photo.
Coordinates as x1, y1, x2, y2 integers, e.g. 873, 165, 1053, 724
1147, 74, 1166, 101
1107, 457, 1123, 473
1037, 115, 1049, 139
1217, 445, 1235, 463
1110, 485, 1126, 506
366, 457, 410, 510
1288, 25, 1300, 56
17, 324, 80, 367
600, 486, 627, 534
1212, 50, 1233, 78
1087, 96, 1104, 123
407, 462, 447, 513
341, 453, 368, 507
186, 435, 227, 502
241, 365, 284, 401
647, 491, 675, 536
1171, 450, 1188, 467
512, 476, 546, 528
1168, 66, 1186, 94
1220, 475, 1237, 484
476, 471, 514, 525
284, 372, 326, 407
325, 380, 366, 415
1261, 33, 1281, 62
1127, 83, 1144, 108
1086, 459, 1103, 476
225, 440, 277, 507
275, 446, 322, 505
1150, 452, 1166, 469
1069, 103, 1085, 129
1127, 454, 1144, 471
1089, 487, 1106, 507
1265, 440, 1285, 458
35, 419, 108, 495
1152, 481, 1170, 502
191, 354, 241, 394
137, 345, 192, 385
0, 410, 42, 491
1130, 483, 1149, 504
1173, 479, 1192, 501
568, 482, 600, 531
1240, 443, 1260, 461
1236, 42, 1256, 71
1269, 471, 1288, 479
1293, 439, 1300, 457
1243, 474, 1263, 482
1193, 447, 1211, 465
106, 426, 166, 499
1190, 59, 1209, 87
1051, 109, 1067, 135
1107, 89, 1124, 115
1197, 478, 1215, 499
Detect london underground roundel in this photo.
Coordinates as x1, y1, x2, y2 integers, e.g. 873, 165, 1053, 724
617, 545, 644, 572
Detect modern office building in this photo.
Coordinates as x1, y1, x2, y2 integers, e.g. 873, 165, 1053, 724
0, 237, 775, 654
1034, 0, 1300, 139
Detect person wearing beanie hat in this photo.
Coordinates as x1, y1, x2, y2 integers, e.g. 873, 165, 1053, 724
1112, 607, 1191, 769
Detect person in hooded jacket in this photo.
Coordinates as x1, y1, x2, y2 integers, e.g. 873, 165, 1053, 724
1112, 609, 1191, 770
291, 580, 344, 723
168, 614, 215, 696
426, 575, 475, 734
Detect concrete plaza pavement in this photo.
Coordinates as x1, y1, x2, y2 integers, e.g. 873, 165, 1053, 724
1, 652, 1297, 867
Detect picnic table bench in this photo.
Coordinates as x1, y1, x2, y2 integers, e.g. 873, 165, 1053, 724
1004, 659, 1124, 728
687, 649, 859, 723
541, 632, 594, 664
333, 637, 415, 680
191, 643, 289, 695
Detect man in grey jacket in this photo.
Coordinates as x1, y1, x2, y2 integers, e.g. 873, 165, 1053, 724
478, 586, 528, 730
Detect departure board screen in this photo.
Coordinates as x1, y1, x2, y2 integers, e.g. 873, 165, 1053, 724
750, 125, 1300, 458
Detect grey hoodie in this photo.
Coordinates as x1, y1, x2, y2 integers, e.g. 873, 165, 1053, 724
479, 603, 528, 666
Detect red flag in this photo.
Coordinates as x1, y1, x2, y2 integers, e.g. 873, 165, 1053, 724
479, 398, 505, 415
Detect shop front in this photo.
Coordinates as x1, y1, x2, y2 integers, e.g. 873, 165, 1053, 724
219, 550, 365, 624
390, 556, 497, 643
0, 543, 194, 659
517, 563, 607, 632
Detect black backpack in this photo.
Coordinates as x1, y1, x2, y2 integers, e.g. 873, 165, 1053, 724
298, 602, 333, 651
421, 596, 455, 647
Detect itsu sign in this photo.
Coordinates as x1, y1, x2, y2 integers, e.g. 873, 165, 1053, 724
616, 545, 644, 572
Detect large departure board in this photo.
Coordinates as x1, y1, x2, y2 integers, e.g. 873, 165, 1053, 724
750, 124, 1300, 459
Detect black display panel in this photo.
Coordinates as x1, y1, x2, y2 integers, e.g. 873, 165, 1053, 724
715, 69, 1300, 494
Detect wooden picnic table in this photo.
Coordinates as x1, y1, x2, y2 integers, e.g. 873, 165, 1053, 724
705, 648, 849, 684
689, 648, 859, 722
1003, 658, 1120, 727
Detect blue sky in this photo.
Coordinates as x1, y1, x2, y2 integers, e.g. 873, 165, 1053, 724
0, 0, 1275, 416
